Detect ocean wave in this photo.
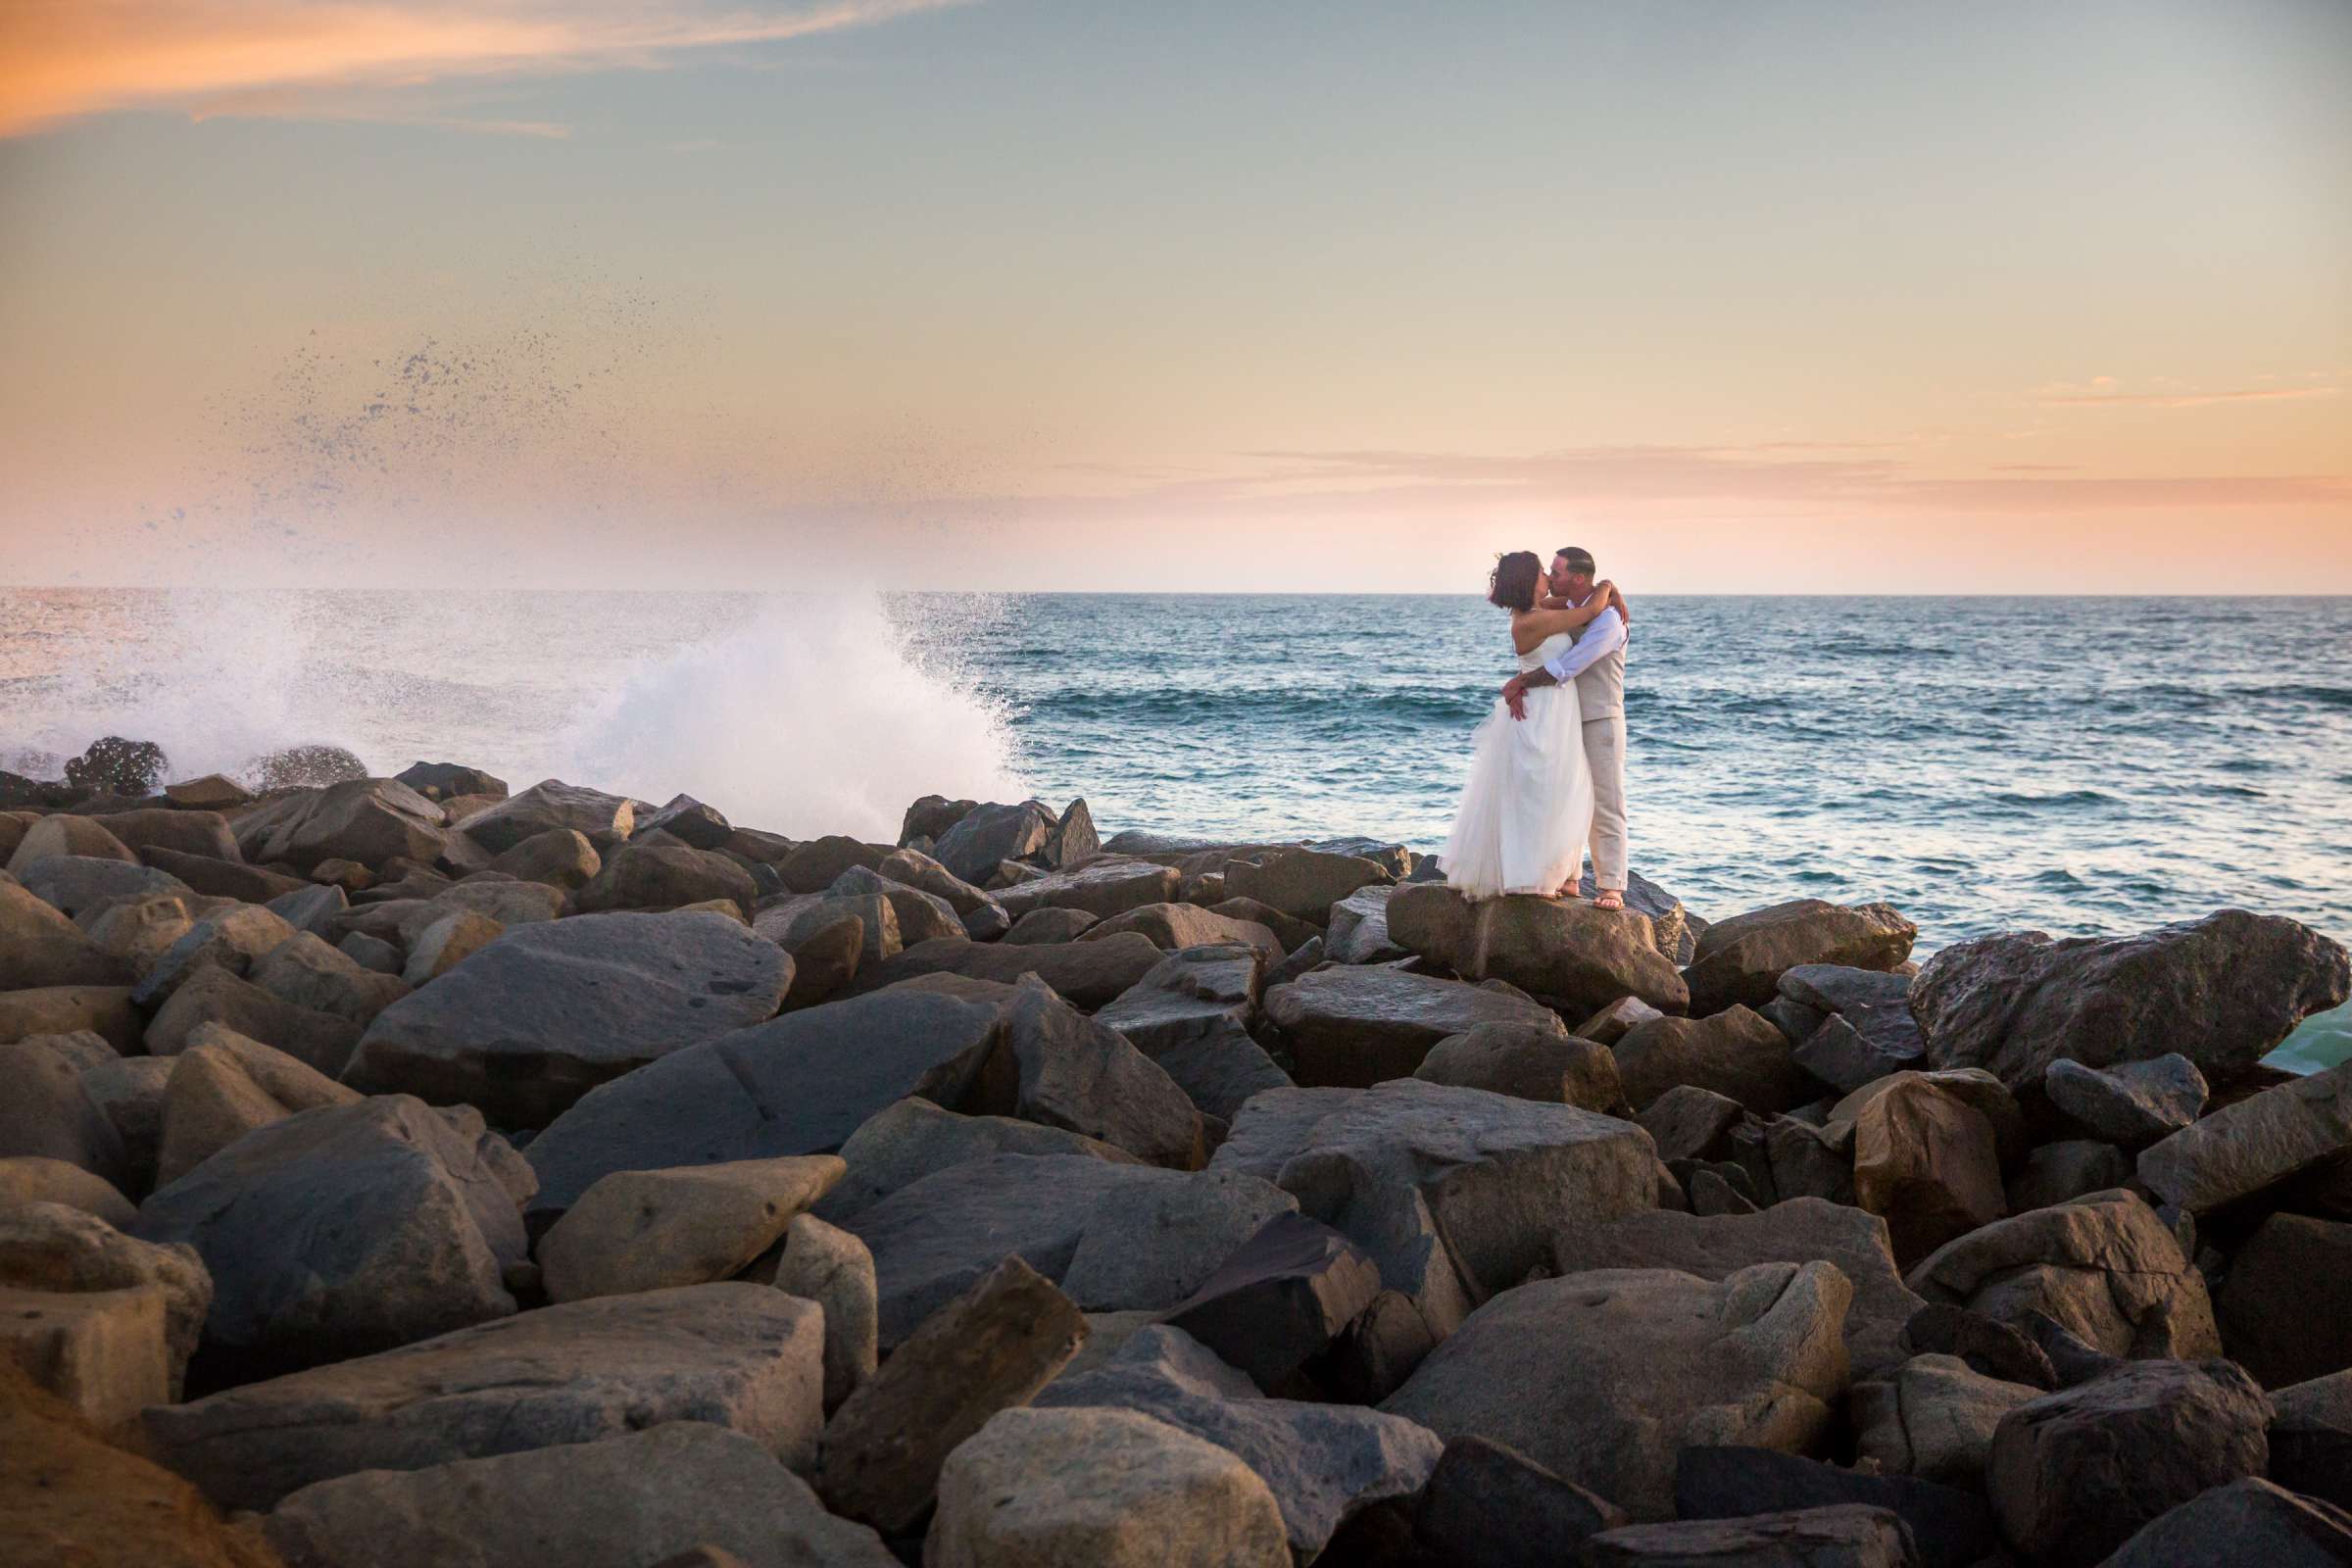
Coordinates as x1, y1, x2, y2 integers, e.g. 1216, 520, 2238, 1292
1992, 789, 2120, 808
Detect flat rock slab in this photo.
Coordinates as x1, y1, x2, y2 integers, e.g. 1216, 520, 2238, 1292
1914, 909, 2349, 1094
344, 911, 792, 1128
991, 859, 1182, 922
143, 1282, 824, 1511
1552, 1199, 1925, 1379
1387, 884, 1690, 1018
2137, 1060, 2352, 1214
522, 986, 1007, 1228
263, 1422, 898, 1568
134, 1095, 531, 1369
1580, 1505, 1917, 1567
1264, 966, 1569, 1087
1036, 1324, 1443, 1558
850, 933, 1164, 1008
1381, 1262, 1854, 1521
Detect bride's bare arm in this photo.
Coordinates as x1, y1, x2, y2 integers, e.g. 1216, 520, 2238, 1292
1510, 581, 1617, 652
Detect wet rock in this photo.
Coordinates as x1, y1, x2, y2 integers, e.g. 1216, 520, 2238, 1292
1381, 1261, 1854, 1520
0, 1037, 129, 1187
345, 910, 792, 1128
1837, 1072, 2006, 1270
149, 966, 365, 1074
768, 1212, 877, 1411
2138, 1061, 2352, 1215
901, 794, 977, 846
2217, 1212, 2352, 1388
1160, 1211, 1382, 1392
1580, 1504, 1918, 1566
1035, 1324, 1442, 1557
1266, 965, 1569, 1088
1615, 1004, 1809, 1114
852, 932, 1162, 1007
1227, 1079, 1661, 1338
1554, 1199, 1924, 1379
2102, 1477, 2352, 1568
144, 1282, 824, 1510
931, 800, 1055, 886
0, 1200, 211, 1396
1004, 906, 1099, 943
925, 1405, 1289, 1568
2005, 1138, 2130, 1210
1413, 1019, 1627, 1112
813, 1095, 1140, 1223
0, 1153, 134, 1227
1986, 1356, 2272, 1563
1388, 884, 1690, 1017
2, 872, 133, 988
62, 737, 168, 797
1674, 1446, 1994, 1568
537, 1154, 843, 1302
575, 841, 758, 915
155, 1026, 362, 1186
1852, 1351, 2040, 1488
1905, 1188, 2219, 1358
456, 778, 635, 853
1224, 849, 1392, 926
262, 1421, 894, 1568
135, 1095, 529, 1369
817, 1255, 1087, 1537
1914, 910, 2349, 1094
523, 986, 1009, 1227
391, 760, 509, 802
2045, 1052, 2207, 1147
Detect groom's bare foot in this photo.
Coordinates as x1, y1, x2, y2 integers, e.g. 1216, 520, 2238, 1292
1593, 888, 1625, 910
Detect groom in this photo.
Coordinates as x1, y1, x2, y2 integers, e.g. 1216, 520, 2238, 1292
1500, 546, 1629, 908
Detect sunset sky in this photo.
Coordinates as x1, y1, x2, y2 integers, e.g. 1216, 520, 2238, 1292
2, 0, 2346, 591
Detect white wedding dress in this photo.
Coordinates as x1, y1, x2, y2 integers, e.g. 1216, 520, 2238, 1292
1439, 630, 1595, 899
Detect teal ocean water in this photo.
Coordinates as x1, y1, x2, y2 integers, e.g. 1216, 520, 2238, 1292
5, 588, 2347, 1060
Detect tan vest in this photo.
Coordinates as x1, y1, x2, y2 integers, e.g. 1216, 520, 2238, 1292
1571, 619, 1626, 720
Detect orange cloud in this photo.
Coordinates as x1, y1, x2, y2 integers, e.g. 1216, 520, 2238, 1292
2033, 381, 2342, 409
0, 0, 962, 137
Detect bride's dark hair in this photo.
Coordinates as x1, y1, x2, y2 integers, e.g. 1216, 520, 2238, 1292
1487, 550, 1542, 612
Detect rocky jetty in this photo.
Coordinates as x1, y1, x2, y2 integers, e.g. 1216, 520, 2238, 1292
3, 734, 2349, 1567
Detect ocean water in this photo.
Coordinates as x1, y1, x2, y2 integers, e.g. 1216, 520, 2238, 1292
5, 587, 2347, 1057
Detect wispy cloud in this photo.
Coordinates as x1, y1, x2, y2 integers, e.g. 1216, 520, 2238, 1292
0, 0, 964, 138
2032, 375, 2342, 410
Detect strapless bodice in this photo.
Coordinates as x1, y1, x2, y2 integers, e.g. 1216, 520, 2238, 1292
1517, 630, 1570, 674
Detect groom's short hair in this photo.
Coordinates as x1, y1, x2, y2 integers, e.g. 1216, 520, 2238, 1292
1555, 546, 1596, 575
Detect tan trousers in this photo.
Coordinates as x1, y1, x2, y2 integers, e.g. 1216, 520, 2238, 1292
1582, 714, 1628, 892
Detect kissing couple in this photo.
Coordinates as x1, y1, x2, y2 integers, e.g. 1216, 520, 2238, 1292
1437, 545, 1631, 908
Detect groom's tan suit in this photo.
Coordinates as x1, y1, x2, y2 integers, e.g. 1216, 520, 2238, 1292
1544, 599, 1629, 893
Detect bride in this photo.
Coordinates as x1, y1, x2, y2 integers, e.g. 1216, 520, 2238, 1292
1439, 550, 1627, 900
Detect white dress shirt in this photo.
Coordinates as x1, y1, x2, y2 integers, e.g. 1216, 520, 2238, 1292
1543, 605, 1627, 684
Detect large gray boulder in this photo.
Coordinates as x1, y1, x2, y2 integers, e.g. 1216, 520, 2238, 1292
1004, 976, 1203, 1168
134, 1095, 530, 1369
1224, 850, 1391, 925
522, 986, 1006, 1227
1903, 1188, 2220, 1359
2138, 1060, 2352, 1214
1381, 1261, 1855, 1520
574, 841, 758, 915
344, 911, 792, 1128
931, 800, 1054, 886
2099, 1478, 2352, 1568
1613, 1004, 1809, 1114
1036, 1324, 1443, 1557
456, 779, 636, 854
1086, 903, 1282, 959
0, 1036, 129, 1186
1685, 899, 1916, 1017
926, 1405, 1290, 1568
1097, 946, 1291, 1121
14, 854, 189, 919
2044, 1053, 2207, 1147
1852, 1352, 2039, 1488
142, 1283, 824, 1510
1387, 884, 1690, 1017
237, 778, 451, 872
992, 858, 1184, 922
2215, 1211, 2352, 1389
1414, 1020, 1627, 1112
812, 1096, 1141, 1224
850, 933, 1163, 1008
154, 1025, 363, 1187
1212, 1079, 1661, 1337
1264, 966, 1570, 1087
0, 1199, 213, 1397
1, 873, 133, 989
1553, 1199, 1927, 1379
1913, 910, 2349, 1094
537, 1154, 845, 1302
1986, 1356, 2272, 1563
262, 1421, 897, 1568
